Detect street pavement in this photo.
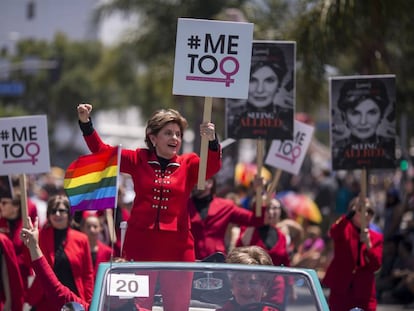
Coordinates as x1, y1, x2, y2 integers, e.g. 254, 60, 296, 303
378, 303, 412, 311
321, 288, 412, 311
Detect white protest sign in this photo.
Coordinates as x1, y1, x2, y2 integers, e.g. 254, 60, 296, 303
173, 18, 253, 99
265, 120, 314, 175
0, 115, 50, 175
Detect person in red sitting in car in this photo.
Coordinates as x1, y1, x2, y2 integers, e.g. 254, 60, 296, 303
218, 245, 281, 311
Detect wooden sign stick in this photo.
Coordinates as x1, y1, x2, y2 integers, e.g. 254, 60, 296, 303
106, 208, 117, 244
197, 96, 213, 190
255, 139, 265, 217
359, 168, 368, 244
19, 174, 29, 228
266, 168, 282, 205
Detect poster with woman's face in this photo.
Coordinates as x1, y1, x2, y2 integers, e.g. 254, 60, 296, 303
225, 41, 296, 140
330, 75, 396, 170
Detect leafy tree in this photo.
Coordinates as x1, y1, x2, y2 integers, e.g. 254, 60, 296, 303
92, 0, 253, 144
0, 33, 142, 165
4, 0, 413, 161
287, 0, 414, 146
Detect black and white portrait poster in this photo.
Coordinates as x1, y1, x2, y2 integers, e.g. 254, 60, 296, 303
330, 75, 396, 170
225, 41, 296, 140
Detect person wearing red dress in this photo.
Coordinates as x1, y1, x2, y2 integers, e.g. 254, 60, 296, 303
26, 195, 94, 311
0, 193, 33, 291
236, 198, 291, 306
77, 103, 221, 311
189, 178, 264, 260
95, 202, 130, 257
80, 213, 113, 278
236, 199, 290, 267
0, 232, 24, 311
22, 217, 151, 311
322, 196, 383, 311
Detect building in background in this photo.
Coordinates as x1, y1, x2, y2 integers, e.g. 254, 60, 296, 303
0, 0, 100, 54
0, 0, 146, 168
0, 0, 137, 54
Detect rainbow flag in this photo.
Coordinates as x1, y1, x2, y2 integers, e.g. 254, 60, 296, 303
64, 146, 120, 212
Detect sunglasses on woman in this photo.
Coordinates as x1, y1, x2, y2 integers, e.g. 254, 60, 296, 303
50, 208, 69, 215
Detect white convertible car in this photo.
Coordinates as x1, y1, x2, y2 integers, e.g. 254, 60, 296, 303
67, 259, 331, 311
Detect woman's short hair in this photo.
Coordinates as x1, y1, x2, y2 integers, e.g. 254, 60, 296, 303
145, 109, 188, 151
226, 245, 273, 266
226, 246, 273, 285
337, 79, 389, 117
250, 43, 287, 87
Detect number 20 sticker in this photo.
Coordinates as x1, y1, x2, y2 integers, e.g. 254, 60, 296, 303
107, 274, 149, 297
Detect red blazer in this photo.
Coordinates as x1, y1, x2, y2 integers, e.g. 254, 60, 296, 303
322, 215, 383, 311
188, 196, 263, 260
0, 233, 24, 311
31, 256, 151, 311
93, 240, 113, 278
96, 207, 130, 257
31, 256, 90, 310
27, 226, 95, 311
236, 226, 290, 267
28, 198, 38, 221
84, 130, 221, 262
0, 217, 33, 289
236, 225, 291, 305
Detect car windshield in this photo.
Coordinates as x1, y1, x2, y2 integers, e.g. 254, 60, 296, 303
89, 261, 329, 311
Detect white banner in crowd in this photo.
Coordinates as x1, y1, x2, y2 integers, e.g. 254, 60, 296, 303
173, 18, 253, 99
0, 115, 50, 175
265, 120, 314, 175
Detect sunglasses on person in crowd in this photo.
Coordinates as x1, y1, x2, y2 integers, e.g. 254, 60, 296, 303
50, 208, 69, 215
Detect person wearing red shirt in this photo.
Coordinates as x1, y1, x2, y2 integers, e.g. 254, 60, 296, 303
80, 213, 113, 278
77, 103, 221, 311
0, 232, 24, 311
189, 177, 264, 260
22, 217, 151, 311
236, 198, 291, 306
322, 196, 383, 311
26, 195, 94, 311
236, 198, 290, 267
96, 201, 130, 257
0, 193, 33, 291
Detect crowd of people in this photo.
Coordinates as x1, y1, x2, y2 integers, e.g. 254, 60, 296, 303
0, 103, 413, 311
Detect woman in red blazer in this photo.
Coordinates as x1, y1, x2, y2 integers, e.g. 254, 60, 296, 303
77, 103, 221, 311
26, 195, 94, 311
236, 198, 291, 306
0, 193, 34, 292
322, 196, 383, 311
22, 217, 151, 311
0, 232, 24, 311
189, 178, 264, 260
